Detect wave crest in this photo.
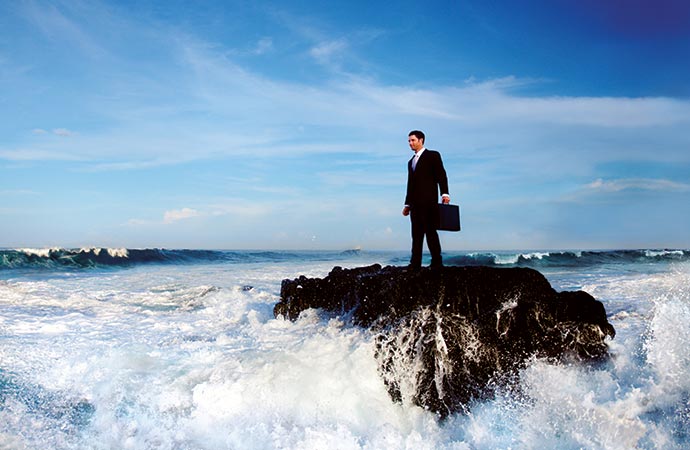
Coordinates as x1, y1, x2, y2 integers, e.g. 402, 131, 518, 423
445, 249, 690, 269
1, 248, 225, 270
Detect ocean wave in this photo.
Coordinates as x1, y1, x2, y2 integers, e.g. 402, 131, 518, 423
0, 247, 371, 271
0, 248, 232, 270
445, 249, 690, 269
2, 247, 688, 272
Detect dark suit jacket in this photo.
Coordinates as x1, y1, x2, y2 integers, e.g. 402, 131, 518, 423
405, 149, 449, 208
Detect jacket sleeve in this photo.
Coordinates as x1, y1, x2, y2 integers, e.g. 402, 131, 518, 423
434, 152, 449, 196
404, 160, 412, 205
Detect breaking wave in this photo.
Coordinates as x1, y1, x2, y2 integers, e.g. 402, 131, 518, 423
445, 249, 690, 268
0, 248, 306, 270
2, 247, 688, 272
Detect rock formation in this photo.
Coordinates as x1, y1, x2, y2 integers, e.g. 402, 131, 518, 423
274, 264, 615, 417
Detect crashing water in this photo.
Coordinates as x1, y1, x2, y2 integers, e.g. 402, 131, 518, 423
1, 249, 689, 449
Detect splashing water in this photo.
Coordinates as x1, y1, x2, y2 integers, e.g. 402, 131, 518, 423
0, 250, 689, 449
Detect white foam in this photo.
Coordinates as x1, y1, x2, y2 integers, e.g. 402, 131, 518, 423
645, 250, 684, 258
17, 247, 63, 257
520, 252, 550, 260
516, 360, 647, 449
2, 257, 690, 448
493, 252, 553, 265
644, 267, 690, 401
16, 246, 130, 259
492, 253, 519, 265
77, 247, 130, 258
106, 248, 129, 258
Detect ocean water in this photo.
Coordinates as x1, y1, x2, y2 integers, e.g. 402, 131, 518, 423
1, 248, 689, 450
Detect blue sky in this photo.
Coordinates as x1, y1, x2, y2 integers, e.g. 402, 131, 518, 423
1, 0, 689, 251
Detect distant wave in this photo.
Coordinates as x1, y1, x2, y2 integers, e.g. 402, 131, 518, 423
3, 247, 688, 272
445, 249, 690, 268
0, 248, 289, 270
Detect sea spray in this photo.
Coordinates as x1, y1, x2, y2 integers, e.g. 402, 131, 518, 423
642, 267, 690, 445
1, 251, 689, 449
374, 305, 496, 416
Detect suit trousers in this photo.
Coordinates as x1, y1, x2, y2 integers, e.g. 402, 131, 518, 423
409, 203, 442, 268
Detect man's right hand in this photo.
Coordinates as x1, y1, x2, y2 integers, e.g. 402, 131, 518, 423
402, 206, 410, 216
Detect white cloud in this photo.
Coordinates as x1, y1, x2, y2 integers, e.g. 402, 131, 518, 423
0, 148, 85, 161
4, 28, 690, 172
4, 2, 690, 200
163, 208, 200, 223
253, 37, 273, 55
53, 128, 74, 136
22, 0, 110, 59
207, 202, 272, 218
586, 178, 690, 193
309, 38, 348, 64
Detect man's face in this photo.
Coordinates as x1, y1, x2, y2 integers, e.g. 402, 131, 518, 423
408, 135, 424, 152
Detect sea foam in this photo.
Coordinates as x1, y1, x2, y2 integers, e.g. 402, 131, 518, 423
1, 252, 690, 449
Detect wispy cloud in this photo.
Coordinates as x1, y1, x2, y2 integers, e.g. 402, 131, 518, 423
4, 67, 689, 183
21, 0, 111, 60
31, 128, 75, 136
3, 0, 690, 251
129, 201, 272, 229
0, 147, 86, 161
52, 128, 74, 137
309, 38, 348, 65
163, 208, 200, 224
253, 37, 274, 55
558, 177, 690, 204
4, 9, 690, 175
206, 202, 272, 218
586, 178, 690, 193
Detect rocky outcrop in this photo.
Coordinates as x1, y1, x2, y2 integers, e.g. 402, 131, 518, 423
274, 265, 615, 417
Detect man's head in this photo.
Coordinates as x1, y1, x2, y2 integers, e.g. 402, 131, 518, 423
408, 130, 425, 152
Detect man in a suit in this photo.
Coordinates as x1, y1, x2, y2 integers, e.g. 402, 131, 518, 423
402, 130, 450, 269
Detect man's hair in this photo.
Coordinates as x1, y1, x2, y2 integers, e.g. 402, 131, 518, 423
408, 130, 425, 143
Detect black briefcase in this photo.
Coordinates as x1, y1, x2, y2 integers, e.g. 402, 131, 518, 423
438, 203, 461, 231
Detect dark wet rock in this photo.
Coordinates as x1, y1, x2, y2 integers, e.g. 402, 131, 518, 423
274, 264, 615, 417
